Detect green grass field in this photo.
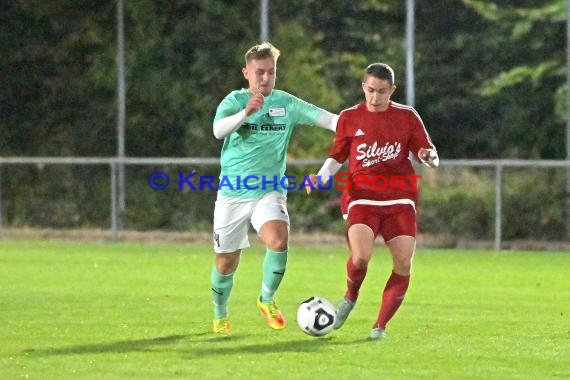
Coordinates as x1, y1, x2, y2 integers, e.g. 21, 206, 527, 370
1, 240, 568, 379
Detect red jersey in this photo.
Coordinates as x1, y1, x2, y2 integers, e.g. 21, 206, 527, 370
330, 101, 436, 216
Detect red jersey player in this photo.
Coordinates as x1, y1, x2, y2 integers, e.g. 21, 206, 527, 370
307, 63, 439, 340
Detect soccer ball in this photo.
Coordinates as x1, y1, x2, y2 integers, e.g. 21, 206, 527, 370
296, 296, 337, 337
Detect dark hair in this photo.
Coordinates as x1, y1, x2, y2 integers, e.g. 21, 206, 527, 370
364, 63, 395, 85
244, 42, 280, 64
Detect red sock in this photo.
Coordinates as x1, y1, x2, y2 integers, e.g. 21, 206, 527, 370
375, 271, 410, 330
345, 257, 367, 303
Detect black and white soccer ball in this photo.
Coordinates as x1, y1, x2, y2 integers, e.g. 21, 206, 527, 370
296, 296, 337, 337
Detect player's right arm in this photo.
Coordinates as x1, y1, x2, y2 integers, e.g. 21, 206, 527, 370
213, 92, 264, 140
306, 113, 350, 194
306, 158, 344, 194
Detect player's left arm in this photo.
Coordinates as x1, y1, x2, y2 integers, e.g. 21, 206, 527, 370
409, 110, 439, 168
314, 111, 339, 132
291, 96, 339, 132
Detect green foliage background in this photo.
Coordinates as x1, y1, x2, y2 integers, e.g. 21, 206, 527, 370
0, 1, 567, 241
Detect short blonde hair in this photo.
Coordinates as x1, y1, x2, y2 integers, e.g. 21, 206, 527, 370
244, 42, 280, 64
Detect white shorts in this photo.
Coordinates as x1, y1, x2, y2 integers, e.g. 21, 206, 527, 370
213, 191, 290, 253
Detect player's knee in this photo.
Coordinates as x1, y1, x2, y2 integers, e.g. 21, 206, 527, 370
216, 253, 240, 274
352, 256, 369, 269
266, 237, 288, 252
393, 259, 412, 275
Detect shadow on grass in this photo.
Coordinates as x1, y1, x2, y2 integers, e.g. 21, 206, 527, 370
21, 332, 370, 357
189, 336, 370, 357
21, 333, 200, 356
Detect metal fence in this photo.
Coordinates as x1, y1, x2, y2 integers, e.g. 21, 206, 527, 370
0, 157, 568, 249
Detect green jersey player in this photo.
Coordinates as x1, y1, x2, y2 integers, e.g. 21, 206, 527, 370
210, 42, 338, 335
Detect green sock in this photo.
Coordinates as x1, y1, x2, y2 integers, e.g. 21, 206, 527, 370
211, 267, 234, 319
260, 249, 288, 302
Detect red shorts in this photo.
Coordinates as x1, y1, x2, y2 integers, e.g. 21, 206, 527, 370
346, 204, 417, 242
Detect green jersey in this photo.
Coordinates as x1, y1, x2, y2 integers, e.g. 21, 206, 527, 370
214, 89, 329, 198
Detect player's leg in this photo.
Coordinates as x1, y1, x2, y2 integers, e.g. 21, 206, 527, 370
335, 223, 375, 329
211, 252, 240, 335
345, 224, 375, 302
211, 195, 253, 335
256, 220, 288, 329
371, 210, 416, 340
252, 192, 289, 329
335, 204, 380, 329
258, 220, 289, 301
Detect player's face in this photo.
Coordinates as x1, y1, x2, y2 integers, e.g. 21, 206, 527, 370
242, 57, 276, 96
362, 76, 396, 112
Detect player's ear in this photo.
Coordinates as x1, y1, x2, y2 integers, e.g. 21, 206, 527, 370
242, 67, 248, 80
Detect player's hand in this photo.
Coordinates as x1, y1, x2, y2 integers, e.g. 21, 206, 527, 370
418, 148, 439, 168
305, 173, 318, 194
418, 148, 437, 161
245, 92, 264, 116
